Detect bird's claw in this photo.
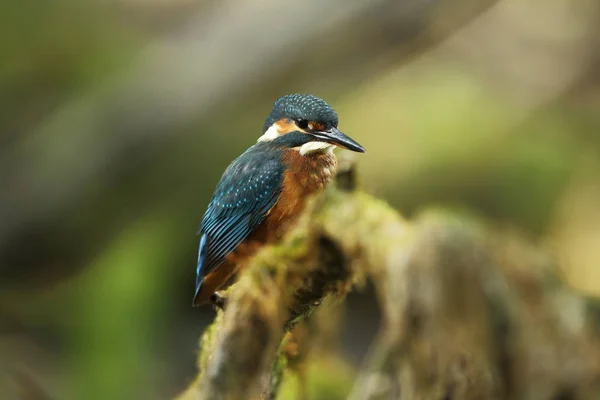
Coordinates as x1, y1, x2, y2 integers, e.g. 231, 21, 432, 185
210, 292, 228, 311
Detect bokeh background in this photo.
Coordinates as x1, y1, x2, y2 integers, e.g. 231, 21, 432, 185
1, 0, 599, 399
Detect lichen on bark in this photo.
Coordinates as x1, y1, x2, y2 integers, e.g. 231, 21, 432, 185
177, 163, 600, 400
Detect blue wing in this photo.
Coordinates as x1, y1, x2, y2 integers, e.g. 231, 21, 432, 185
195, 144, 284, 296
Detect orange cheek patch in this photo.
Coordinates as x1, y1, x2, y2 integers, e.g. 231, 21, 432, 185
275, 118, 299, 134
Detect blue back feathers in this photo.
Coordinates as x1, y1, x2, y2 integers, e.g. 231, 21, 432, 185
194, 142, 285, 295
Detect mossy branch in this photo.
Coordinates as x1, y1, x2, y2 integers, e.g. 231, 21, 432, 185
177, 162, 600, 400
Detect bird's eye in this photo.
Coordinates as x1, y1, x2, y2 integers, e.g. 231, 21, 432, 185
295, 119, 309, 130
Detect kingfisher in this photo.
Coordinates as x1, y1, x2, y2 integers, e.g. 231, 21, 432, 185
193, 94, 365, 306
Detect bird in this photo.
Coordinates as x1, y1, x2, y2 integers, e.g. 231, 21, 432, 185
193, 94, 365, 307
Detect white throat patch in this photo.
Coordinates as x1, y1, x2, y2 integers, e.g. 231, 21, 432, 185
257, 124, 280, 142
299, 141, 335, 156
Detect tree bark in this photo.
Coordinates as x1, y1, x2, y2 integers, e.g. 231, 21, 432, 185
177, 164, 600, 400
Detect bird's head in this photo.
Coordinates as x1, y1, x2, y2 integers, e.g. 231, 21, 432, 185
259, 94, 365, 155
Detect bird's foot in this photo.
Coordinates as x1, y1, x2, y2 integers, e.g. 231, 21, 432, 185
210, 291, 228, 311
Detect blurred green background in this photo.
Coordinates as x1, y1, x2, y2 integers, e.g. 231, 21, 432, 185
1, 0, 599, 399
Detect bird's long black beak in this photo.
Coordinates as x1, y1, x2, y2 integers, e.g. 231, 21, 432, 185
313, 127, 366, 153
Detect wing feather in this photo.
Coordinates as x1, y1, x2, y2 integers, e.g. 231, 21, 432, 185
195, 144, 284, 282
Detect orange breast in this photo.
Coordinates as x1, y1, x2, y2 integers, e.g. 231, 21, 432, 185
263, 149, 337, 239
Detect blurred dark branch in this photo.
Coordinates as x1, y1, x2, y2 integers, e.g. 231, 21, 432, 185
0, 0, 500, 248
177, 167, 600, 400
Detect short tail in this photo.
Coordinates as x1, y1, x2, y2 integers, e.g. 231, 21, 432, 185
192, 234, 208, 306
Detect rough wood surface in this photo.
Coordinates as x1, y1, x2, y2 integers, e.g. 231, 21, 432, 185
177, 164, 600, 400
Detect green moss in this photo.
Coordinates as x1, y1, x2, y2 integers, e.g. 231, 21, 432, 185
185, 188, 408, 399
197, 312, 223, 373
266, 338, 290, 399
277, 356, 356, 400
